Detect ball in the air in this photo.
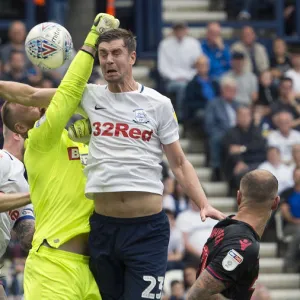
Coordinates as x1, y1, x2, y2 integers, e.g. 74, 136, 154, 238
25, 22, 73, 70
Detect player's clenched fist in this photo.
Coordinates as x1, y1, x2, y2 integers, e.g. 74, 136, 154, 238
84, 13, 120, 50
93, 13, 120, 34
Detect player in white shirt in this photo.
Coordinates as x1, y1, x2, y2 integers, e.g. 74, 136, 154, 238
0, 126, 35, 299
79, 28, 224, 300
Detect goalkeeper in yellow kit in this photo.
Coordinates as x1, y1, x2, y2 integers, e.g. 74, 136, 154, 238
1, 13, 119, 299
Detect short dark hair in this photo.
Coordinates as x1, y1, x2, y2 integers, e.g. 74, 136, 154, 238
1, 102, 17, 133
232, 51, 245, 60
172, 22, 187, 31
240, 170, 278, 203
9, 49, 24, 60
98, 28, 136, 53
267, 146, 280, 153
171, 280, 181, 288
280, 76, 293, 86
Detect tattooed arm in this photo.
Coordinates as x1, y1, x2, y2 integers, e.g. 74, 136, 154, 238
14, 219, 35, 251
187, 270, 229, 300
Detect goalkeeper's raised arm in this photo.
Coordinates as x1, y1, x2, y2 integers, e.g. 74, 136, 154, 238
27, 13, 119, 146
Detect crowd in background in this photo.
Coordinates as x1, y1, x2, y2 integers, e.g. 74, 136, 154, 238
156, 18, 300, 300
0, 1, 299, 299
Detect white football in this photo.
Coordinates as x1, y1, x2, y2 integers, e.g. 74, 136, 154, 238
25, 22, 73, 70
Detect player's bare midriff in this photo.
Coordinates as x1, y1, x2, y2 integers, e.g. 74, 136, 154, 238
94, 191, 163, 218
43, 233, 89, 255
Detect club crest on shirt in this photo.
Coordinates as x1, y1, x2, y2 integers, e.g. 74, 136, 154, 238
222, 249, 244, 271
133, 109, 149, 124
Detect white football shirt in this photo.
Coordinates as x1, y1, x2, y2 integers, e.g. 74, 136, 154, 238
0, 150, 34, 258
81, 83, 179, 198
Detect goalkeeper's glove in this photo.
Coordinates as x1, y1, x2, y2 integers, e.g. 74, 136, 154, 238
68, 118, 91, 145
84, 13, 120, 50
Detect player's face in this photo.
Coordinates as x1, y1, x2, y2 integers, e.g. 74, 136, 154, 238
98, 39, 136, 83
14, 105, 43, 135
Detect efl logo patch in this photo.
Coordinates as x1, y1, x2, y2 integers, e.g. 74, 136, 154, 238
222, 249, 243, 271
67, 147, 80, 160
35, 115, 46, 128
21, 208, 34, 217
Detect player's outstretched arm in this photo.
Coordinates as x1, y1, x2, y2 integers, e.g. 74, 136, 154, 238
164, 141, 226, 221
187, 269, 228, 300
0, 192, 30, 212
29, 14, 119, 148
0, 81, 55, 108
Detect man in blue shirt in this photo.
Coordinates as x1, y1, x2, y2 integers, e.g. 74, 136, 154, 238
202, 22, 231, 81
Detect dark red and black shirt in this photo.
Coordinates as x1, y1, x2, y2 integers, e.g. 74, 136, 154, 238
197, 216, 260, 300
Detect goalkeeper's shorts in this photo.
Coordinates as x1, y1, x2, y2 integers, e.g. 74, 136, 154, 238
24, 246, 101, 300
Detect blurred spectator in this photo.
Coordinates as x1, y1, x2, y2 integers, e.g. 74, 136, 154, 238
176, 201, 217, 266
258, 147, 293, 194
269, 77, 300, 126
268, 111, 300, 164
253, 105, 274, 137
225, 51, 258, 105
161, 160, 175, 197
286, 51, 300, 98
163, 181, 188, 217
284, 0, 297, 36
158, 23, 202, 121
169, 280, 185, 300
223, 106, 266, 190
205, 76, 239, 181
256, 70, 278, 106
0, 21, 28, 73
165, 209, 185, 271
270, 39, 292, 81
183, 265, 197, 295
40, 78, 55, 89
184, 55, 219, 130
288, 144, 300, 176
280, 167, 300, 272
1, 51, 30, 84
231, 26, 269, 75
201, 22, 231, 80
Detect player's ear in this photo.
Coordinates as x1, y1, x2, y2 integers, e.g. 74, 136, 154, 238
129, 51, 136, 66
15, 122, 28, 135
237, 190, 242, 206
13, 133, 23, 141
271, 196, 280, 211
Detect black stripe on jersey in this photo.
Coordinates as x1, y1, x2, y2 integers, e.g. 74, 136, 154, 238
3, 150, 13, 160
140, 85, 144, 93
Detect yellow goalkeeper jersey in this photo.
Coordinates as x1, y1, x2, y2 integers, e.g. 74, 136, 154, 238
24, 50, 94, 252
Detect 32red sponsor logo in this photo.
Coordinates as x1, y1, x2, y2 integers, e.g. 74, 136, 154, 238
92, 122, 153, 142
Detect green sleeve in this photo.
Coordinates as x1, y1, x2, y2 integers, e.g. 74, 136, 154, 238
28, 50, 93, 150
